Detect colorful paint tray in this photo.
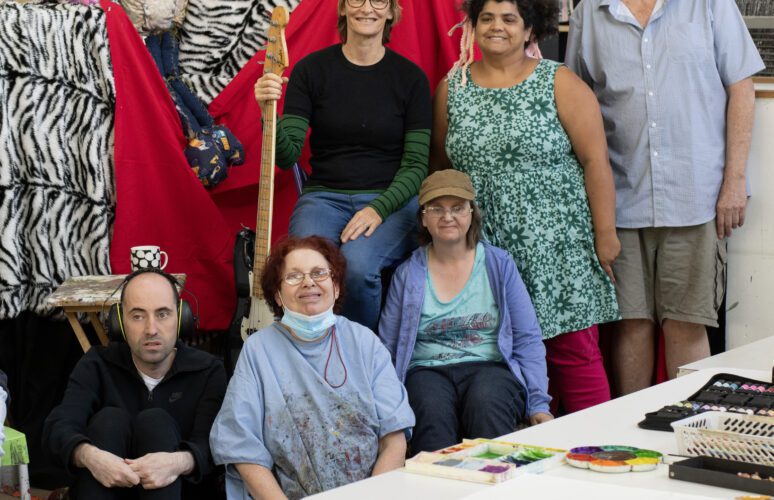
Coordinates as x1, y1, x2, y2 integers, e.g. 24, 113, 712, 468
566, 445, 662, 473
405, 439, 566, 484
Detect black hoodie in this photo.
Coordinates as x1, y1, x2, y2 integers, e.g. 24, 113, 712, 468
43, 341, 226, 484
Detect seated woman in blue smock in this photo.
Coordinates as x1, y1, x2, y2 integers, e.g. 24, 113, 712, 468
379, 170, 552, 454
210, 236, 414, 499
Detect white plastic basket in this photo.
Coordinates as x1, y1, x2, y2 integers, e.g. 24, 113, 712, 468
671, 411, 774, 465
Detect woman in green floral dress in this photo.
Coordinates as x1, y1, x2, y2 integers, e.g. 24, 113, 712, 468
431, 0, 620, 414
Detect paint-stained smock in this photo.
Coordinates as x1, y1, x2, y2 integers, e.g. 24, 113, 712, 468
210, 316, 415, 499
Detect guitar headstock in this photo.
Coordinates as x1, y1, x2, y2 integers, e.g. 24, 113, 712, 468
264, 7, 290, 77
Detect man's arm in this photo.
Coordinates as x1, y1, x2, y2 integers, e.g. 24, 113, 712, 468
72, 443, 140, 488
716, 77, 756, 239
177, 361, 228, 482
125, 450, 194, 489
42, 352, 107, 475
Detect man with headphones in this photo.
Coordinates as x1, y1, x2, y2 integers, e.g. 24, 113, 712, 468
43, 269, 227, 499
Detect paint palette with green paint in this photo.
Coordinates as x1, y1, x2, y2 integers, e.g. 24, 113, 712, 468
405, 438, 566, 484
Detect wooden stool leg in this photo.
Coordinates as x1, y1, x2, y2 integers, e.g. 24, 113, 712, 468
65, 312, 92, 352
88, 312, 109, 346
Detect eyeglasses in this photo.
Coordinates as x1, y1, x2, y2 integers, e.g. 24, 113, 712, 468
283, 268, 332, 286
346, 0, 390, 10
422, 205, 474, 219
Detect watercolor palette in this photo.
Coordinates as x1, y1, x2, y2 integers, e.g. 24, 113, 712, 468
639, 373, 774, 432
405, 439, 566, 484
566, 445, 662, 473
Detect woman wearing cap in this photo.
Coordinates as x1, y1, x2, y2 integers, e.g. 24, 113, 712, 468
211, 236, 414, 499
431, 0, 619, 414
379, 170, 551, 454
255, 0, 431, 331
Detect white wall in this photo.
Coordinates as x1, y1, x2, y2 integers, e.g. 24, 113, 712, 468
726, 86, 774, 349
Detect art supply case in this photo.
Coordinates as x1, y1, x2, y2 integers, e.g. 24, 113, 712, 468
669, 456, 774, 495
405, 439, 565, 484
638, 372, 774, 432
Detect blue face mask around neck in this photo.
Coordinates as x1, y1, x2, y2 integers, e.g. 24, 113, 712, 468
281, 305, 336, 341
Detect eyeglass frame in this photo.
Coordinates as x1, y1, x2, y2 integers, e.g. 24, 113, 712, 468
421, 205, 475, 219
346, 0, 390, 10
282, 268, 333, 286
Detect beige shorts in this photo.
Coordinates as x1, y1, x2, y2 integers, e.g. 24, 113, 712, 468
612, 220, 726, 327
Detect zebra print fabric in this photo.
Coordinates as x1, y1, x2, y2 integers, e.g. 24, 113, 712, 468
176, 0, 302, 103
0, 2, 115, 318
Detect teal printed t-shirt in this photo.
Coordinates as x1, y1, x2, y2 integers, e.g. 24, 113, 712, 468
409, 242, 502, 370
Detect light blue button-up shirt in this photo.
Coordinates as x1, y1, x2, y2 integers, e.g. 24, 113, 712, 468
566, 0, 765, 228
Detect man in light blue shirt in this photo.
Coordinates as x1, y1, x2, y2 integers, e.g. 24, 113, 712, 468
566, 0, 764, 394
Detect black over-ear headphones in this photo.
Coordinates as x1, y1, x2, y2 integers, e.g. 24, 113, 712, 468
106, 268, 195, 342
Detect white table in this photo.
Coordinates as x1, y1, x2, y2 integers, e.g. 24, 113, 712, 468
465, 473, 721, 500
310, 367, 771, 499
677, 335, 774, 376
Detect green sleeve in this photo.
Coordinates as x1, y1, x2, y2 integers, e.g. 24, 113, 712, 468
368, 129, 430, 220
273, 114, 309, 170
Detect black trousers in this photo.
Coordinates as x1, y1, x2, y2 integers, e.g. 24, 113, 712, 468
405, 361, 526, 456
74, 407, 182, 500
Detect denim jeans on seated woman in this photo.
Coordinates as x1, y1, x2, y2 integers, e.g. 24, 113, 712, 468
289, 191, 418, 331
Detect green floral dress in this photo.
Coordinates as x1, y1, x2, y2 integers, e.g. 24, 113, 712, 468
445, 59, 619, 339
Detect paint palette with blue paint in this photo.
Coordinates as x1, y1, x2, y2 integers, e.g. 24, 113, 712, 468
405, 438, 566, 484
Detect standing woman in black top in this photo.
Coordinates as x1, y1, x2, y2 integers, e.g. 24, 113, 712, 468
255, 0, 432, 331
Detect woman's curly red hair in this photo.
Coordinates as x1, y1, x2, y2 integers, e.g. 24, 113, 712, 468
260, 236, 347, 318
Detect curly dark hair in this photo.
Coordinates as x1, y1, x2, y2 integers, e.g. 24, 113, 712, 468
463, 0, 558, 43
260, 236, 347, 318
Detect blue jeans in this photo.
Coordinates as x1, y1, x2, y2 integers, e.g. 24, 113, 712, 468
289, 191, 418, 331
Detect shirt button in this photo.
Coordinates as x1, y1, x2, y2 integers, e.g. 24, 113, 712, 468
644, 38, 649, 43
651, 122, 657, 128
646, 64, 652, 69
654, 151, 659, 157
649, 91, 654, 96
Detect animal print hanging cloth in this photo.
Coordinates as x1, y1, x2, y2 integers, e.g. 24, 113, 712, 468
176, 0, 302, 103
0, 2, 115, 318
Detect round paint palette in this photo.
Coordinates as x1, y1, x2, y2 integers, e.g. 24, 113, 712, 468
566, 446, 662, 473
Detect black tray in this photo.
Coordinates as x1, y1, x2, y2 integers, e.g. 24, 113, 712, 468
638, 372, 772, 432
670, 456, 774, 495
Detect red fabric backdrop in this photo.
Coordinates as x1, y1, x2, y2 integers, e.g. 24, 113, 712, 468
105, 0, 466, 329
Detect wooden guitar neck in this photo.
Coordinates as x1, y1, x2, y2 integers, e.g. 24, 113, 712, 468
252, 7, 289, 300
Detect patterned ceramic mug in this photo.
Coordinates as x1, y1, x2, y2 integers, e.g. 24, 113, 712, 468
130, 246, 169, 271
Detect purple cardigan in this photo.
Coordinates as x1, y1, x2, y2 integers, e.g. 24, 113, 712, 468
378, 242, 551, 416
